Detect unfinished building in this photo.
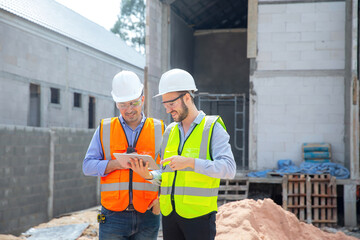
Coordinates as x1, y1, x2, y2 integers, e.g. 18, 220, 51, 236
146, 0, 359, 226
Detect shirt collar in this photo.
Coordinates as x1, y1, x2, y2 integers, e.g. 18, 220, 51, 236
178, 110, 205, 128
119, 112, 146, 127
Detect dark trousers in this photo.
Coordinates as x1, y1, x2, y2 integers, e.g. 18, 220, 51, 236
162, 211, 216, 240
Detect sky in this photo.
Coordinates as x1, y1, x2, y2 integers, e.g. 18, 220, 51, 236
55, 0, 121, 31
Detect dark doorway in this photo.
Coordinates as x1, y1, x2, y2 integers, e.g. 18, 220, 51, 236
28, 83, 40, 127
88, 96, 95, 129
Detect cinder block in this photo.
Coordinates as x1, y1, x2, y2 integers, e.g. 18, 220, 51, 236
315, 40, 344, 50
259, 4, 286, 14
257, 61, 286, 71
286, 42, 315, 51
301, 13, 330, 23
258, 32, 272, 42
316, 1, 345, 13
286, 3, 315, 13
301, 50, 331, 60
259, 42, 285, 51
272, 32, 301, 42
272, 13, 301, 23
272, 51, 300, 61
301, 31, 330, 41
258, 13, 273, 23
300, 95, 330, 105
258, 22, 286, 33
286, 22, 316, 32
316, 21, 345, 32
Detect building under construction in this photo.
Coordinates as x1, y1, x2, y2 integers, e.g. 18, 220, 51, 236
0, 0, 359, 235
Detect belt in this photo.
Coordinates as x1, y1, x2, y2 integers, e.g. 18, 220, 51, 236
125, 204, 135, 211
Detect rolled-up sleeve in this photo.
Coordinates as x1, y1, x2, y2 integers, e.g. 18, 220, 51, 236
83, 127, 109, 177
194, 122, 236, 179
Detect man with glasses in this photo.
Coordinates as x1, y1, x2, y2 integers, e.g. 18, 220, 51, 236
83, 70, 165, 240
130, 68, 236, 240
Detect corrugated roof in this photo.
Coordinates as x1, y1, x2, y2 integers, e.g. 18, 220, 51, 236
0, 0, 145, 69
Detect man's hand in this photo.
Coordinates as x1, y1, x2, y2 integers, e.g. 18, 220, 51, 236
129, 158, 153, 180
148, 198, 160, 215
160, 156, 195, 171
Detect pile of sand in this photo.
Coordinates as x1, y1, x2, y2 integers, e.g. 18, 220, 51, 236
216, 198, 357, 240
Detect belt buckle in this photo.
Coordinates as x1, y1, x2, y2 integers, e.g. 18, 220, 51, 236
125, 204, 135, 211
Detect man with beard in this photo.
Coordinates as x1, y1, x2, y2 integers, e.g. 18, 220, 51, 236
83, 70, 164, 240
130, 68, 236, 240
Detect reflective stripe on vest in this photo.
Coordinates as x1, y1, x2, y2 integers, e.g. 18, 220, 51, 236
160, 186, 219, 197
101, 118, 112, 161
160, 115, 223, 218
102, 182, 158, 192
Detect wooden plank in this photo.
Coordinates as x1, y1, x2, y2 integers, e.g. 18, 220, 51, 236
331, 177, 337, 226
218, 195, 247, 200
218, 179, 249, 205
283, 174, 337, 226
306, 175, 312, 224
218, 185, 248, 191
313, 175, 319, 226
282, 175, 288, 210
247, 0, 258, 58
327, 177, 332, 226
312, 220, 337, 223
299, 175, 305, 221
287, 205, 307, 208
288, 175, 293, 215
320, 175, 326, 227
293, 175, 299, 217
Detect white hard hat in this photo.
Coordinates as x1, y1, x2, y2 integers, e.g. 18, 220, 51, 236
111, 71, 143, 102
154, 69, 198, 97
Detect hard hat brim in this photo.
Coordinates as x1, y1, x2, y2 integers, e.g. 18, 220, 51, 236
153, 88, 198, 98
112, 84, 144, 103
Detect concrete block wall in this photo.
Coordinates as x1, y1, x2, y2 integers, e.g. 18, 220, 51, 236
0, 125, 50, 235
52, 128, 97, 217
0, 10, 146, 128
257, 1, 345, 70
252, 75, 345, 169
251, 1, 346, 170
0, 125, 96, 235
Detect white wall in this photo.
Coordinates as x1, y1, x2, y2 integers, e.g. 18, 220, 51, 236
251, 1, 346, 169
257, 1, 345, 70
252, 75, 344, 169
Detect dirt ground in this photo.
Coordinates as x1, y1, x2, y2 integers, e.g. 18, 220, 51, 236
1, 200, 360, 240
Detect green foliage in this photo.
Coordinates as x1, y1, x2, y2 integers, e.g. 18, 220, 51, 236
111, 0, 145, 54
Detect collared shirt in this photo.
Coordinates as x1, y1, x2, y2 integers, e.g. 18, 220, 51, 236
82, 113, 146, 177
151, 111, 236, 185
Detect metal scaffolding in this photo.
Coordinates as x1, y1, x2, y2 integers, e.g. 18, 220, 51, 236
196, 93, 248, 169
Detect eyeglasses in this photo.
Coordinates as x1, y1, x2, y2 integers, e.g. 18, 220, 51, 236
118, 97, 142, 110
162, 93, 186, 109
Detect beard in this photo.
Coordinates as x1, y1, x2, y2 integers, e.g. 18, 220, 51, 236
172, 98, 188, 122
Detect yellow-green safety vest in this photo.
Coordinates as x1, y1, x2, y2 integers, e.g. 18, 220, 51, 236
160, 115, 226, 219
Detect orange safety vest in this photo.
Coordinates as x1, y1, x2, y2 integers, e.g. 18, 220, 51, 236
99, 117, 164, 213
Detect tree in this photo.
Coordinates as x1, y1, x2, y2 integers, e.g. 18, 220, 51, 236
111, 0, 146, 54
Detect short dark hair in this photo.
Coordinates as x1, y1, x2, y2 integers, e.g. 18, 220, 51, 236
178, 91, 194, 104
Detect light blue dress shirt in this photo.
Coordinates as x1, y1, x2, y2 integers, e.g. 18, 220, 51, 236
82, 113, 146, 177
151, 111, 236, 185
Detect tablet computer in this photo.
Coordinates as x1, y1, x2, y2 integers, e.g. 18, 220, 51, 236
113, 153, 160, 170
